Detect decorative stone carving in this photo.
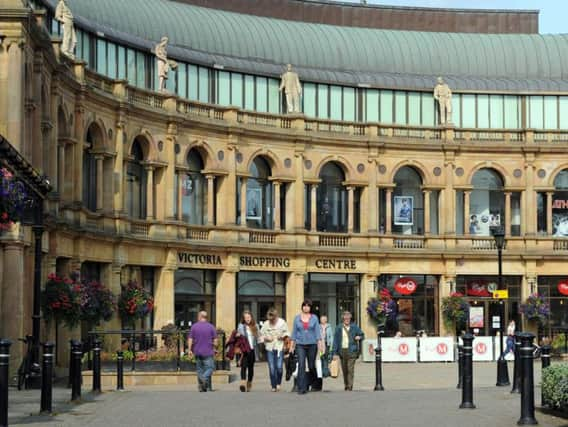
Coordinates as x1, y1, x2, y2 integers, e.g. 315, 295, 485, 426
155, 37, 178, 92
434, 76, 452, 125
279, 64, 302, 114
55, 0, 77, 58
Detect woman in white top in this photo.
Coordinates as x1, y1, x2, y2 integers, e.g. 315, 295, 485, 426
260, 307, 289, 391
236, 310, 259, 392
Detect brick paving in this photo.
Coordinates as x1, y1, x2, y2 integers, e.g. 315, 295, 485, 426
7, 362, 567, 427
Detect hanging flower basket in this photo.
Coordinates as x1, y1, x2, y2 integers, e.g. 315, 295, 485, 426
76, 280, 116, 327
367, 288, 396, 329
118, 281, 154, 327
0, 168, 28, 231
520, 293, 550, 326
441, 292, 470, 332
41, 273, 82, 329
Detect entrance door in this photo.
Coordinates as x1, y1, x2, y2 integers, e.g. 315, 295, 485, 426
175, 301, 201, 328
238, 297, 285, 324
468, 300, 506, 336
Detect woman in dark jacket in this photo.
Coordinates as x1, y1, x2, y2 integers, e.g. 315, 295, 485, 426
332, 311, 364, 391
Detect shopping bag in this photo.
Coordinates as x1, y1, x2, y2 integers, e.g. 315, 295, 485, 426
315, 356, 323, 379
329, 357, 339, 378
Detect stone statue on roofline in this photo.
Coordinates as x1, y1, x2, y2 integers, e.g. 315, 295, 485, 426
55, 0, 77, 58
155, 36, 178, 92
434, 76, 452, 125
279, 64, 302, 114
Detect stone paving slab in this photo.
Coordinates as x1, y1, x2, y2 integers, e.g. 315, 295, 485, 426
6, 361, 566, 427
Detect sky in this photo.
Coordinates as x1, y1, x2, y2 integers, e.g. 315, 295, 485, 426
342, 1, 565, 34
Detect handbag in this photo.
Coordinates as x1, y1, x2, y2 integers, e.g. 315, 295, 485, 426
329, 357, 339, 378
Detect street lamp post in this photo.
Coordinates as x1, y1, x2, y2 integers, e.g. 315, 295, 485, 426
493, 228, 510, 386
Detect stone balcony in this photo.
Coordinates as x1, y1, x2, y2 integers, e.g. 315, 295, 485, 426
77, 67, 568, 148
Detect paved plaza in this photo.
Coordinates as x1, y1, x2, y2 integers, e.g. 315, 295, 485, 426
6, 362, 567, 427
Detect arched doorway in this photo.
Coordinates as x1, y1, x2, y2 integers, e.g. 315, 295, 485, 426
392, 166, 423, 235
126, 139, 147, 219
470, 168, 504, 236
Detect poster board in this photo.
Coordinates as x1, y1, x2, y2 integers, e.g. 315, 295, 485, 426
459, 336, 494, 361
419, 337, 454, 362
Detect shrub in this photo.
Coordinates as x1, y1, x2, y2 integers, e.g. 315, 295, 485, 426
551, 334, 566, 355
542, 363, 568, 412
441, 292, 470, 332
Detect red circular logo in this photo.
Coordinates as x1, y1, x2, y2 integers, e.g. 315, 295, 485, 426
475, 343, 487, 354
558, 281, 568, 296
436, 343, 448, 355
398, 343, 409, 355
394, 277, 418, 295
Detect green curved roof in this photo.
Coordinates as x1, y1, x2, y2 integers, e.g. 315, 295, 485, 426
46, 0, 568, 91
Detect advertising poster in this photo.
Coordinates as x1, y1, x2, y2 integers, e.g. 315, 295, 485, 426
419, 337, 454, 362
394, 196, 413, 225
469, 306, 484, 328
552, 191, 568, 237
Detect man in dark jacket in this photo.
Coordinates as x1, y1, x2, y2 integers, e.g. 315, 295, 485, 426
332, 311, 364, 391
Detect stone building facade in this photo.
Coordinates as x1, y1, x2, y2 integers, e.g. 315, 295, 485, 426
0, 0, 567, 369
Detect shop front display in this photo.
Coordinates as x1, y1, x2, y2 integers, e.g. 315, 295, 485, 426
174, 269, 217, 328
237, 271, 286, 323
537, 276, 568, 339
304, 273, 360, 326
456, 275, 521, 336
377, 274, 438, 337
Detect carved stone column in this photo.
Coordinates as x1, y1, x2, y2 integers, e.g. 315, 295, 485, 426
464, 191, 470, 236
423, 189, 431, 235
145, 166, 154, 220
505, 192, 512, 236
216, 270, 237, 333
347, 186, 354, 233
57, 143, 65, 196
385, 188, 393, 234
546, 191, 553, 236
286, 272, 305, 327
310, 184, 318, 232
206, 175, 215, 226
95, 155, 104, 211
274, 181, 281, 231
240, 177, 248, 227
176, 172, 183, 221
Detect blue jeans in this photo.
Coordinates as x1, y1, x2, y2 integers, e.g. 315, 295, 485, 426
196, 355, 215, 384
295, 344, 317, 393
266, 350, 284, 388
501, 336, 515, 358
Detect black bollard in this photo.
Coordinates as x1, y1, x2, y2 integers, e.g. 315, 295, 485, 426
517, 332, 538, 425
0, 340, 11, 427
459, 333, 475, 409
511, 334, 522, 394
92, 338, 102, 393
70, 340, 82, 402
540, 344, 551, 408
457, 344, 463, 389
374, 330, 384, 391
116, 351, 124, 391
40, 342, 55, 414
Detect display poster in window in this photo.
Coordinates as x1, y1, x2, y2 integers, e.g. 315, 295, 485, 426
246, 187, 262, 220
394, 196, 413, 225
182, 176, 193, 196
469, 306, 484, 328
552, 191, 568, 237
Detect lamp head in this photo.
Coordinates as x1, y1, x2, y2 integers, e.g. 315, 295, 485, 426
493, 228, 505, 250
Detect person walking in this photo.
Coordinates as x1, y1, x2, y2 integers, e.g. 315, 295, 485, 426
187, 311, 217, 392
312, 315, 334, 390
236, 310, 259, 392
289, 300, 324, 395
501, 319, 516, 358
260, 307, 289, 391
332, 311, 365, 391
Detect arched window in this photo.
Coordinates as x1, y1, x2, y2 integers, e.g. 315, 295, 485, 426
82, 127, 98, 211
551, 169, 568, 236
180, 149, 207, 225
246, 156, 273, 229
317, 162, 347, 232
393, 166, 423, 235
470, 168, 504, 236
126, 139, 147, 219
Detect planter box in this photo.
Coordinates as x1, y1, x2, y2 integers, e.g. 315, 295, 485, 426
134, 361, 178, 372
179, 361, 196, 372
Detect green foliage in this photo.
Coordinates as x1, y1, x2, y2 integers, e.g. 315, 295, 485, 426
542, 363, 568, 412
441, 292, 470, 331
551, 334, 566, 354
